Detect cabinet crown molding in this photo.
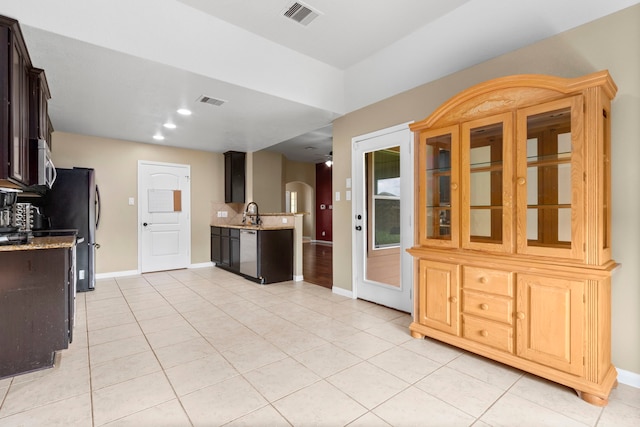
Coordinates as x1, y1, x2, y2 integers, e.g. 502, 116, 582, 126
410, 70, 617, 132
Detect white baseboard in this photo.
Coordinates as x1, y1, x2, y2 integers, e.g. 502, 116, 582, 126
332, 286, 353, 298
618, 368, 640, 389
95, 270, 139, 279
293, 275, 304, 282
189, 262, 214, 269
310, 240, 333, 246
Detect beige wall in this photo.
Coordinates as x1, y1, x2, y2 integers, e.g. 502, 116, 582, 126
51, 132, 222, 273
284, 158, 316, 185
285, 181, 313, 238
284, 158, 317, 238
332, 5, 640, 374
250, 150, 284, 213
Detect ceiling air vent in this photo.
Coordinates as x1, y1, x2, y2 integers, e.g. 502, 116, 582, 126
282, 2, 320, 26
197, 95, 227, 107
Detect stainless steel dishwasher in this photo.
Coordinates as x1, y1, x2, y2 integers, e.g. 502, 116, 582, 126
239, 229, 258, 278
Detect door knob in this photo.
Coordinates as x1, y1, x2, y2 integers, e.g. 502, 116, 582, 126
143, 222, 151, 227
355, 225, 362, 231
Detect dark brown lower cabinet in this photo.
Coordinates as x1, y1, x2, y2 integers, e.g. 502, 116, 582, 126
211, 226, 292, 284
0, 246, 74, 378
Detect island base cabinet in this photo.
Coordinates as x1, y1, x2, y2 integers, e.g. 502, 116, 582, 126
0, 247, 72, 378
211, 226, 293, 284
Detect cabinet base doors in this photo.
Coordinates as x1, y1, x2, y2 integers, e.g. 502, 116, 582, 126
418, 260, 459, 335
516, 274, 584, 376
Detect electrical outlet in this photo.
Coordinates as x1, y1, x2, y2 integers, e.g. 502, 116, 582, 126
282, 217, 288, 223
217, 211, 222, 217
322, 231, 325, 236
128, 197, 135, 205
221, 211, 228, 217
79, 270, 85, 280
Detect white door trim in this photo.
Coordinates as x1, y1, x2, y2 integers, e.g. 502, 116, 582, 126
351, 122, 414, 312
137, 160, 191, 273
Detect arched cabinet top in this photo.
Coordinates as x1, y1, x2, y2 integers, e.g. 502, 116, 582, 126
410, 70, 617, 132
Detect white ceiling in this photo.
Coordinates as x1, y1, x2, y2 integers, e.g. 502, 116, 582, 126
0, 0, 637, 163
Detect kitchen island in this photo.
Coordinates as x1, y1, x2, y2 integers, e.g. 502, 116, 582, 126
0, 235, 76, 378
210, 224, 293, 284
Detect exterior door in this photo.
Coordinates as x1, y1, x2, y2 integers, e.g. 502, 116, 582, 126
352, 123, 413, 313
138, 161, 191, 273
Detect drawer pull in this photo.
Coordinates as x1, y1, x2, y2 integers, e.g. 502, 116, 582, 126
479, 276, 488, 284
480, 330, 489, 337
449, 296, 458, 303
480, 303, 489, 311
516, 312, 525, 320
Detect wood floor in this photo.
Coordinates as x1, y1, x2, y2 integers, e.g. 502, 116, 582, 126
303, 242, 332, 288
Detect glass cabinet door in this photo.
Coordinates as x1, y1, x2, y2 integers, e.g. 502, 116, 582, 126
419, 125, 459, 247
516, 96, 584, 259
461, 112, 513, 252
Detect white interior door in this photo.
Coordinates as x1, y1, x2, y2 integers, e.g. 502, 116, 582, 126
139, 161, 191, 273
352, 123, 413, 313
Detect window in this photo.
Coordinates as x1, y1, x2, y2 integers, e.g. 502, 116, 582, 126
370, 148, 401, 248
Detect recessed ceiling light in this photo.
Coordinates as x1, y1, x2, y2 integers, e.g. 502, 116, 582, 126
163, 123, 176, 129
177, 109, 192, 116
153, 134, 165, 141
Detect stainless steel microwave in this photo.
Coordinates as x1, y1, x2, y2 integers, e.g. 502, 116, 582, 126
30, 139, 57, 188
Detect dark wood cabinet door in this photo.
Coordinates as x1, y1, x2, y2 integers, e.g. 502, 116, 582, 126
9, 37, 29, 184
211, 227, 222, 263
224, 151, 246, 203
221, 235, 230, 267
230, 235, 240, 271
0, 16, 32, 187
29, 68, 50, 140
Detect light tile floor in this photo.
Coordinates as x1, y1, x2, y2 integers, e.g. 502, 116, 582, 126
0, 267, 638, 426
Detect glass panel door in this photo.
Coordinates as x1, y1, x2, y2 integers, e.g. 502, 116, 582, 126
419, 125, 459, 247
516, 96, 584, 259
462, 112, 513, 252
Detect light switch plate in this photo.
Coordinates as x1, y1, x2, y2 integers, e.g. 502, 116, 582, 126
128, 197, 135, 205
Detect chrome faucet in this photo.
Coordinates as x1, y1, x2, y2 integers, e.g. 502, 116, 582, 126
243, 202, 260, 225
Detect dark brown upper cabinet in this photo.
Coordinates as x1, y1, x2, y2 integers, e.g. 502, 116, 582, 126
224, 151, 246, 203
0, 15, 32, 188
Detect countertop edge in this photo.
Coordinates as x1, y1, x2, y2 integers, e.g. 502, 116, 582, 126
0, 235, 77, 252
210, 224, 294, 230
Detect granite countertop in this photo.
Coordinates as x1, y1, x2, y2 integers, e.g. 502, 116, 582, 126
0, 235, 77, 252
211, 224, 294, 230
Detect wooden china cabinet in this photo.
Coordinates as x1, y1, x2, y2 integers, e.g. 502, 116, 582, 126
408, 71, 618, 406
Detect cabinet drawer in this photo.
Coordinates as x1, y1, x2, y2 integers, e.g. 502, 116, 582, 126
462, 290, 513, 324
463, 266, 513, 296
462, 315, 513, 354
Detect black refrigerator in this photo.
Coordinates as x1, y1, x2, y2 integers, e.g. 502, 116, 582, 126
45, 167, 100, 292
